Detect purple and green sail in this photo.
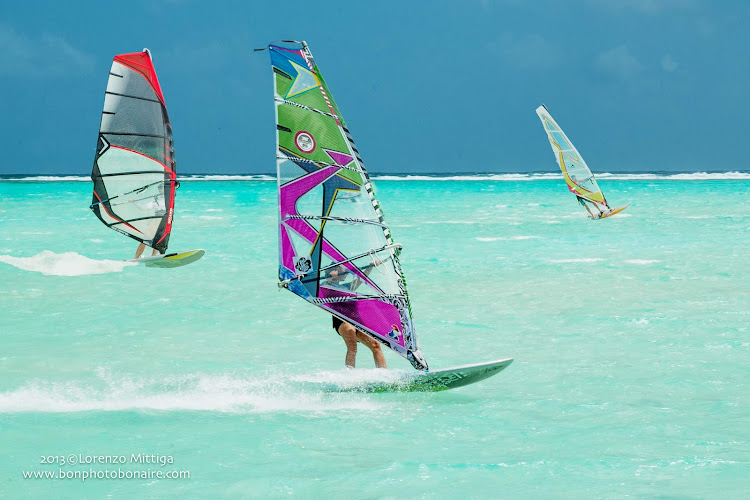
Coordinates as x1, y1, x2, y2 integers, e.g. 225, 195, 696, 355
266, 41, 428, 370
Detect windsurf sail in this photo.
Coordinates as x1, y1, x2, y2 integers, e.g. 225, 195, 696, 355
90, 49, 177, 254
262, 40, 428, 370
535, 105, 609, 210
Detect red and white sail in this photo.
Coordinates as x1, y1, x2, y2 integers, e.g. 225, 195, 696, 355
90, 49, 177, 253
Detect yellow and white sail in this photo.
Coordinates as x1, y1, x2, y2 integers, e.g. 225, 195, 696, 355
536, 105, 607, 206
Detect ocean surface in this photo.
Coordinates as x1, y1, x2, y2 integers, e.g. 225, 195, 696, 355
1, 173, 749, 498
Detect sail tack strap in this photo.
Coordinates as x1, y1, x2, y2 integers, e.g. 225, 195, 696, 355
284, 215, 387, 227
274, 97, 339, 120
277, 154, 363, 174
278, 243, 403, 285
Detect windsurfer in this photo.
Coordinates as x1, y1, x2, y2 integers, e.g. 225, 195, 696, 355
135, 242, 160, 259
326, 261, 387, 369
130, 193, 167, 258
577, 196, 606, 219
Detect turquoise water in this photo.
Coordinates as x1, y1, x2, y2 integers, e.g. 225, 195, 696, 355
1, 176, 749, 498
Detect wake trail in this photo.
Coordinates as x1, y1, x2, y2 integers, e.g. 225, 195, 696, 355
0, 369, 406, 414
0, 251, 136, 276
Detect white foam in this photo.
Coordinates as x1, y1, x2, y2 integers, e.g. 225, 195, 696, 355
290, 368, 407, 388
424, 220, 477, 224
587, 171, 750, 181
0, 370, 390, 414
636, 171, 749, 180
476, 236, 541, 242
625, 259, 660, 265
0, 251, 136, 276
371, 173, 562, 181
1, 176, 90, 181
550, 258, 604, 263
185, 174, 275, 181
371, 171, 750, 181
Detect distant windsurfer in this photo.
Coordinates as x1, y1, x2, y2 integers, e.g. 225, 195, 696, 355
326, 261, 387, 369
577, 196, 609, 219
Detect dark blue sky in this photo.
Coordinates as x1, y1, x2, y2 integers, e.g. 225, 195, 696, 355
1, 0, 747, 174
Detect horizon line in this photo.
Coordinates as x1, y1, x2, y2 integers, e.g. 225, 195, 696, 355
2, 169, 750, 177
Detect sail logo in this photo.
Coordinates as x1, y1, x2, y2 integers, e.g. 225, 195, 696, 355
387, 324, 401, 340
294, 256, 312, 274
98, 135, 110, 156
295, 131, 316, 153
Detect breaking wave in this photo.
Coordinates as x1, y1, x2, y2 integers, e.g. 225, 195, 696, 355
370, 171, 750, 181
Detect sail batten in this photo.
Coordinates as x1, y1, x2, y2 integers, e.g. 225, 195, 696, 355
277, 155, 363, 173
275, 97, 340, 119
100, 132, 168, 138
90, 50, 176, 253
98, 171, 169, 178
104, 91, 163, 104
267, 41, 427, 370
282, 242, 403, 284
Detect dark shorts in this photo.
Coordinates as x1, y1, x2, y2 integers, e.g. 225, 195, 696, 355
332, 316, 343, 332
